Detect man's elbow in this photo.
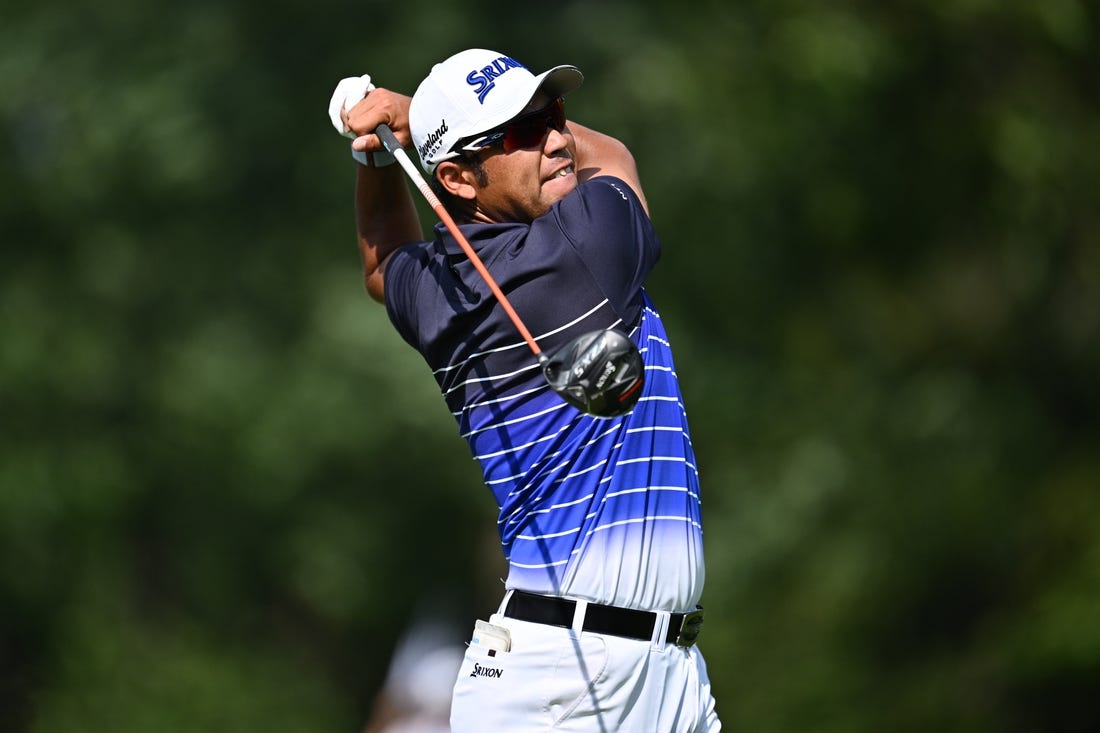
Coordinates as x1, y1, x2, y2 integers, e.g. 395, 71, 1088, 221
365, 270, 385, 303
358, 244, 393, 303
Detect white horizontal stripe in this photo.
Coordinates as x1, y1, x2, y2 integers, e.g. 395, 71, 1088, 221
499, 454, 611, 492
528, 490, 597, 515
537, 299, 614, 341
587, 515, 702, 535
637, 395, 681, 404
499, 436, 621, 490
646, 334, 672, 348
452, 382, 547, 416
460, 400, 569, 439
602, 485, 689, 500
432, 337, 532, 378
622, 425, 695, 450
473, 424, 571, 461
516, 514, 705, 565
624, 426, 685, 435
508, 557, 570, 570
515, 525, 582, 541
493, 448, 581, 489
603, 485, 701, 503
496, 448, 607, 499
494, 424, 622, 493
511, 484, 700, 534
615, 455, 690, 467
557, 456, 612, 482
432, 299, 613, 378
497, 446, 695, 506
445, 361, 541, 398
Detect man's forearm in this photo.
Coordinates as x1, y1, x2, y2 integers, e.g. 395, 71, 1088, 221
355, 161, 422, 302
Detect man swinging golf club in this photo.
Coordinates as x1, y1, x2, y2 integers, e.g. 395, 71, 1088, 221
329, 48, 721, 732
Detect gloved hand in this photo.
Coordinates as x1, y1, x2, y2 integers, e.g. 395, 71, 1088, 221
328, 74, 396, 167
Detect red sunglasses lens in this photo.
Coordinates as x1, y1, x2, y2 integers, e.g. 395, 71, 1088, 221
502, 99, 565, 152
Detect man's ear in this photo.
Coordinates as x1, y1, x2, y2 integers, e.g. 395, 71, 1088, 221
436, 160, 478, 201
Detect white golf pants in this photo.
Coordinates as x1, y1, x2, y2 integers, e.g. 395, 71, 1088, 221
449, 606, 721, 732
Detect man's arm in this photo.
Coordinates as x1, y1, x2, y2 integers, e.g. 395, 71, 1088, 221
569, 122, 649, 215
343, 88, 422, 302
354, 162, 420, 302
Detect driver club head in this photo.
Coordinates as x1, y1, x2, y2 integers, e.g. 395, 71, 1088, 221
541, 329, 645, 418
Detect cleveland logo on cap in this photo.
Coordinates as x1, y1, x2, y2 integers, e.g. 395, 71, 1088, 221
466, 56, 526, 104
418, 120, 449, 161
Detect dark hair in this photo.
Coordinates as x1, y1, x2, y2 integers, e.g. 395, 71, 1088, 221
429, 153, 489, 222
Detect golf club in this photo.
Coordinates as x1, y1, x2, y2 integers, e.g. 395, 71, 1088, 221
373, 123, 644, 418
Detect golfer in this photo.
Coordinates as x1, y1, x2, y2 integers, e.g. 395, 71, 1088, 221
329, 48, 721, 732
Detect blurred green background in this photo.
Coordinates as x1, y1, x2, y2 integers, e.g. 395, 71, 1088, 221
2, 0, 1098, 731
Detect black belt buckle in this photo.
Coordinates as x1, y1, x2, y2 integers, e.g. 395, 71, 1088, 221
674, 607, 705, 647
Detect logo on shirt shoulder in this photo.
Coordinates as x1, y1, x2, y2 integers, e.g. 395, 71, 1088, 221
470, 662, 504, 679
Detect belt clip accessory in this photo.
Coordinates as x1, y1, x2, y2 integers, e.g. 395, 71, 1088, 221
675, 607, 705, 647
571, 599, 589, 636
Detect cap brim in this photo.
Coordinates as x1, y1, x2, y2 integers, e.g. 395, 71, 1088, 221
471, 65, 584, 140
536, 65, 584, 100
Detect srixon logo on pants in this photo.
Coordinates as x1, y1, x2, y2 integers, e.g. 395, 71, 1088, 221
466, 56, 526, 104
470, 662, 504, 679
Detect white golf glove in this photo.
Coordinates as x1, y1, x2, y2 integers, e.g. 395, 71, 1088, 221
328, 74, 396, 167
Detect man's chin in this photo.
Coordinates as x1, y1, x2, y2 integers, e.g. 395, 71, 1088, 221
544, 171, 578, 201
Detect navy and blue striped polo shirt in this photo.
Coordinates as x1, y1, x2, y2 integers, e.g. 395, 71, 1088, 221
384, 176, 704, 613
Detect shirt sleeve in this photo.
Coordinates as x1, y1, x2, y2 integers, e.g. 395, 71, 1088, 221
547, 177, 661, 320
382, 244, 427, 352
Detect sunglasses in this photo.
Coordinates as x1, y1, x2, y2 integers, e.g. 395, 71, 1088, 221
455, 98, 566, 155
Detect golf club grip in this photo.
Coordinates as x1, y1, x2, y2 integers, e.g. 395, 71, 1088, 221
373, 124, 543, 357
375, 123, 401, 156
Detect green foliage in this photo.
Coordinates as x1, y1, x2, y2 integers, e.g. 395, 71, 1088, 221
2, 0, 1097, 731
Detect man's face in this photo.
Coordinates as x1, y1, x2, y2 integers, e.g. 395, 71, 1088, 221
470, 94, 578, 224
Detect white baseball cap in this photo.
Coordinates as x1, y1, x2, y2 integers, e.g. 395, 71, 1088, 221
409, 48, 583, 174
